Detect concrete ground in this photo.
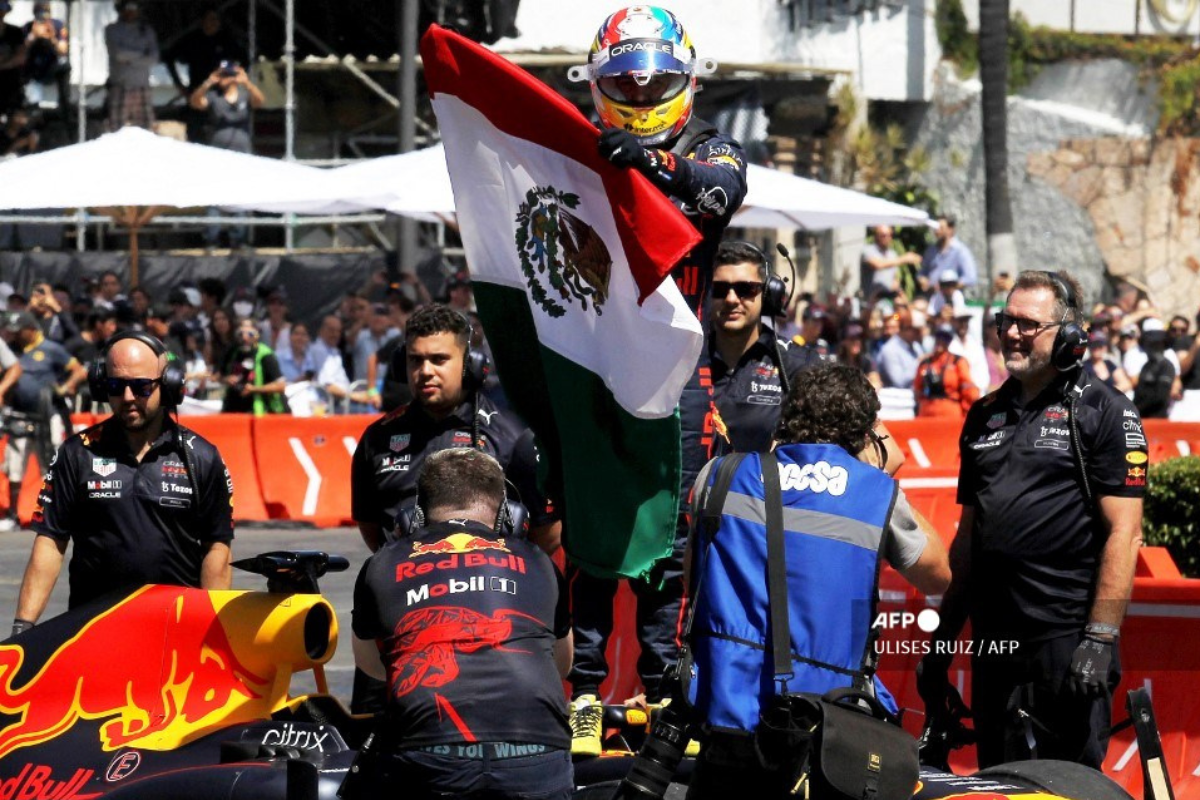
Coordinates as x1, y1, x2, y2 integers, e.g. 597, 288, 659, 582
0, 524, 371, 703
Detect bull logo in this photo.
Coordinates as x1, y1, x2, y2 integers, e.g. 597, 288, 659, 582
515, 185, 612, 318
387, 606, 539, 697
0, 586, 268, 759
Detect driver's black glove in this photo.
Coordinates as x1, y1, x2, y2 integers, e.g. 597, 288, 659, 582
10, 618, 34, 638
598, 127, 658, 173
1066, 635, 1113, 699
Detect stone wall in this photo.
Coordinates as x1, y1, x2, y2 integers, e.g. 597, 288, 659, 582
909, 62, 1161, 308
1028, 138, 1200, 313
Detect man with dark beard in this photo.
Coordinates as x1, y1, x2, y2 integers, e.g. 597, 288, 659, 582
11, 332, 234, 635
920, 270, 1145, 769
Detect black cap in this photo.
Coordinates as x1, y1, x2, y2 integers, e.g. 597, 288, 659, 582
446, 270, 471, 288
146, 303, 172, 321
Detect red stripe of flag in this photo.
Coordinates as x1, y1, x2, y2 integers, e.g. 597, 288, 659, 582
419, 24, 700, 304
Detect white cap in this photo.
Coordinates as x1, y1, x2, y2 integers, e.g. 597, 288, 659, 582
182, 287, 202, 307
1142, 317, 1165, 332
951, 297, 971, 318
939, 268, 960, 284
0, 282, 12, 304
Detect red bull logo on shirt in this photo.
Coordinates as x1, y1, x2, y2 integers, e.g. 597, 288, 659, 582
399, 534, 525, 580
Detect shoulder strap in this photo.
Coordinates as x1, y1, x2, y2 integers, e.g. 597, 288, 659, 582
761, 451, 793, 687
668, 116, 719, 158
701, 453, 745, 540
682, 453, 747, 644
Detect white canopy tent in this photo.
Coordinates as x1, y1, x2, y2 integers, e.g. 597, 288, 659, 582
737, 164, 932, 230
289, 144, 931, 231
0, 128, 329, 210
241, 145, 457, 224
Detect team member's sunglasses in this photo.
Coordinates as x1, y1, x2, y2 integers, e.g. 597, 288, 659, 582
105, 377, 160, 398
710, 281, 764, 300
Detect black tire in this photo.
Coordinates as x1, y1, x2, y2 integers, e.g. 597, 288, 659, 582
974, 759, 1134, 800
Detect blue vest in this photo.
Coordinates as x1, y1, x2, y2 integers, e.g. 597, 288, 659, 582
688, 443, 898, 734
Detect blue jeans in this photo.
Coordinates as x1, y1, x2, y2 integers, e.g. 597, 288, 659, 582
384, 745, 572, 800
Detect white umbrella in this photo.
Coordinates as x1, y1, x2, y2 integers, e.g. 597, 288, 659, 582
299, 145, 928, 231
0, 127, 328, 209
735, 164, 932, 230
245, 145, 456, 223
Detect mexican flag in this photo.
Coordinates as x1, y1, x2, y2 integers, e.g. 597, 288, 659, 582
421, 25, 703, 580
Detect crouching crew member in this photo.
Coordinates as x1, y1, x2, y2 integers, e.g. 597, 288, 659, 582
351, 448, 573, 800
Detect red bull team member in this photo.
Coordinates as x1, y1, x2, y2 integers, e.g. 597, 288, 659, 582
352, 448, 572, 800
921, 271, 1144, 768
568, 242, 820, 752
12, 332, 233, 636
350, 303, 559, 712
575, 5, 747, 315
351, 304, 558, 552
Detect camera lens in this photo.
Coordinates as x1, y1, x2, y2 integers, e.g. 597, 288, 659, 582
616, 707, 689, 799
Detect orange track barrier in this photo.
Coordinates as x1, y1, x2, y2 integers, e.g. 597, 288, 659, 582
250, 415, 373, 528
182, 414, 269, 522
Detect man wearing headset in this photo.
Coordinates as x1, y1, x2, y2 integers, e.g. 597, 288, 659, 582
350, 304, 560, 712
351, 304, 558, 554
11, 332, 234, 636
568, 242, 820, 752
351, 448, 572, 799
920, 270, 1146, 768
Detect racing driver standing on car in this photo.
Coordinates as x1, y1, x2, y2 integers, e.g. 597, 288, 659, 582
12, 332, 233, 636
583, 5, 747, 315
351, 448, 572, 800
567, 4, 750, 753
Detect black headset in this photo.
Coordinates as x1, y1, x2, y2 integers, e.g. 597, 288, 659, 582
389, 314, 491, 395
88, 330, 186, 407
1045, 271, 1088, 372
397, 494, 528, 540
89, 329, 202, 513
740, 242, 790, 319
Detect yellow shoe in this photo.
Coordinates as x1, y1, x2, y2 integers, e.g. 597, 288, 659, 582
570, 694, 603, 757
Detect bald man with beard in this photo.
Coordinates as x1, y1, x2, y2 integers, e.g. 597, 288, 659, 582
12, 333, 234, 637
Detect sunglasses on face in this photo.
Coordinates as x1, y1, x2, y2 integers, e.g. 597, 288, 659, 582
710, 281, 764, 300
105, 377, 160, 398
994, 312, 1061, 337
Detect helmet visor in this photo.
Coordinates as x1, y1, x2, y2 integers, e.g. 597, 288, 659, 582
597, 71, 689, 106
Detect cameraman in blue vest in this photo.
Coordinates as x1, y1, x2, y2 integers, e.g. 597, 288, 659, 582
684, 363, 950, 797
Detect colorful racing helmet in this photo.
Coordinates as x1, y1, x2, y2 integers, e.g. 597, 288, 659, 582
569, 6, 716, 146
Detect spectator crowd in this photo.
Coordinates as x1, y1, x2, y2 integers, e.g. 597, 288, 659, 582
0, 266, 449, 420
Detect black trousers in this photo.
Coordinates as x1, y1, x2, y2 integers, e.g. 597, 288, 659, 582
971, 630, 1121, 769
567, 537, 686, 702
